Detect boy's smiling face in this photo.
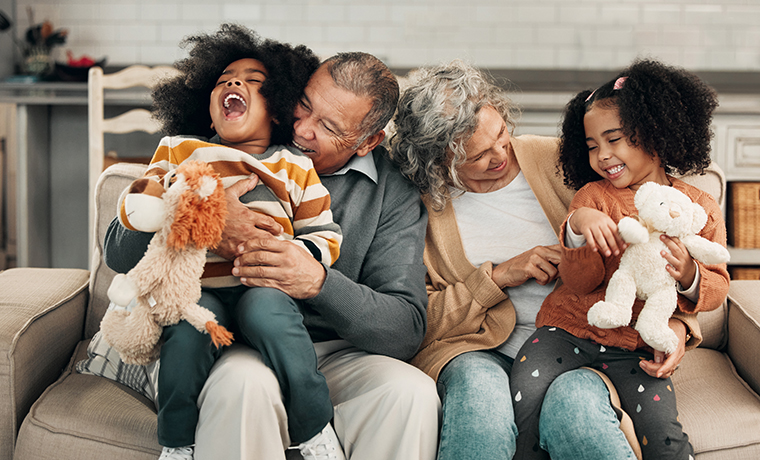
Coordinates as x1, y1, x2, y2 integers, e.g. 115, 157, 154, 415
210, 58, 274, 155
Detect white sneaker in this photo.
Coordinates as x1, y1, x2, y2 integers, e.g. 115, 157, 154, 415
158, 446, 194, 460
297, 424, 346, 460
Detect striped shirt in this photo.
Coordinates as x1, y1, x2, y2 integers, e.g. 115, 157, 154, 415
118, 135, 341, 288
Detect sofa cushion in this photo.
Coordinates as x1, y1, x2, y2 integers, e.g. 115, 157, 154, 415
87, 163, 148, 339
0, 268, 89, 460
75, 330, 159, 402
14, 341, 161, 460
677, 163, 727, 350
674, 348, 760, 458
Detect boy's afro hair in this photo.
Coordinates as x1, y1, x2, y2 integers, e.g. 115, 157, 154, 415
151, 23, 320, 145
559, 59, 718, 190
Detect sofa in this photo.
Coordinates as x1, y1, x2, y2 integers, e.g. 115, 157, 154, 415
1, 161, 759, 460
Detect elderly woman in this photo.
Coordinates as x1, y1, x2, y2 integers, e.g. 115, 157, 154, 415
389, 61, 661, 460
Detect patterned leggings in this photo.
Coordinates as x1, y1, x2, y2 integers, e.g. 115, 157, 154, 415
510, 326, 693, 460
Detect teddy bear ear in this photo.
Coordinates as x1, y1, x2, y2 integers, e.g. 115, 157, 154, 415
633, 181, 661, 209
690, 202, 708, 234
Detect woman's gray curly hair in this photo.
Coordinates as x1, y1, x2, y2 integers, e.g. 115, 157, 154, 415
389, 60, 519, 212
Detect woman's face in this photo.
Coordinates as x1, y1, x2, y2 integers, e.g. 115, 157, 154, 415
454, 105, 518, 193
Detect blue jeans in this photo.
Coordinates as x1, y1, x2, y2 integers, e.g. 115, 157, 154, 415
437, 351, 516, 460
540, 369, 637, 460
436, 351, 636, 460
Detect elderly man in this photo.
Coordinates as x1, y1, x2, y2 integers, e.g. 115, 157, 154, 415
104, 52, 439, 460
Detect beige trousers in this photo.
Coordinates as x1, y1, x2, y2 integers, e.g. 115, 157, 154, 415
194, 341, 441, 460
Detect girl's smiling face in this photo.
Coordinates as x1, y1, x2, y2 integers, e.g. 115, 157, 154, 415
584, 102, 670, 191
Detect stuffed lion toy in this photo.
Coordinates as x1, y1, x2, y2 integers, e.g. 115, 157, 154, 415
100, 160, 233, 365
586, 181, 729, 354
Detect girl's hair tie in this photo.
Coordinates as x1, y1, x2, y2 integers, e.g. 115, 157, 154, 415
585, 76, 628, 103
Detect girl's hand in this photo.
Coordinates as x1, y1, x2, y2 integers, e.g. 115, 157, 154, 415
569, 207, 627, 257
492, 244, 561, 288
660, 234, 697, 288
639, 318, 687, 379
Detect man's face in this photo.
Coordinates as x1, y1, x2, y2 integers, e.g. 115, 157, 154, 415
291, 65, 377, 174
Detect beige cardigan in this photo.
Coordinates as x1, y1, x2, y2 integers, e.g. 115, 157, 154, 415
411, 134, 701, 382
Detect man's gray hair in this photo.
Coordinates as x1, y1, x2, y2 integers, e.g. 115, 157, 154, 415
323, 52, 399, 146
389, 60, 519, 212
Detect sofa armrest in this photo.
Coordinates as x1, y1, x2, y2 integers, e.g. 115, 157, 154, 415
0, 268, 90, 460
726, 280, 760, 395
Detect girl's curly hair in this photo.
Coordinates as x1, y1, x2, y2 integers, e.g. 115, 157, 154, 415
152, 23, 319, 145
559, 59, 718, 190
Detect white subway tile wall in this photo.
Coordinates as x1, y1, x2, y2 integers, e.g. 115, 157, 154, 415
13, 0, 760, 70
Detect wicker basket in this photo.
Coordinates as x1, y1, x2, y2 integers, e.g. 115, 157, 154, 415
728, 182, 760, 248
730, 266, 760, 280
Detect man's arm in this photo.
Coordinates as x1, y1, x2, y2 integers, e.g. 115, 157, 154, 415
103, 217, 154, 273
305, 183, 429, 361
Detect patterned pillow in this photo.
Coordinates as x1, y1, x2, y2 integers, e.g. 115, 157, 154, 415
75, 301, 160, 403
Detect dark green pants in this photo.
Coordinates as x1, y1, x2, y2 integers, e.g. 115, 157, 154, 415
157, 285, 333, 447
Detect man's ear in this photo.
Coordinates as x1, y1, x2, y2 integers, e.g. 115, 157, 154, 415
355, 130, 386, 157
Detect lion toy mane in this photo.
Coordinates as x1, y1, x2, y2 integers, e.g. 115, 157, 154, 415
586, 181, 729, 354
100, 160, 233, 365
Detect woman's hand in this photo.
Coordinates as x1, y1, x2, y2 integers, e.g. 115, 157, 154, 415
492, 244, 561, 289
569, 207, 627, 257
639, 318, 687, 379
660, 234, 697, 288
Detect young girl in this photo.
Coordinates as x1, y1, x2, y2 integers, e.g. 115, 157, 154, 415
113, 25, 344, 460
510, 59, 730, 460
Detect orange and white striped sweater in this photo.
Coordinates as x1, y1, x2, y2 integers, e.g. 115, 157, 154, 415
117, 135, 341, 288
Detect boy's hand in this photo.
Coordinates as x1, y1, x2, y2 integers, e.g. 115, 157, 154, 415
660, 234, 696, 287
569, 207, 626, 257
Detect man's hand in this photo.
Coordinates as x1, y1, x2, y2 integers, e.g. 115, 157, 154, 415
233, 236, 327, 299
492, 244, 561, 288
212, 176, 283, 260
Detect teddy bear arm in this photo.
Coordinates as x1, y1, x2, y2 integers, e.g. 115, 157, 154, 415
617, 216, 649, 244
681, 235, 730, 265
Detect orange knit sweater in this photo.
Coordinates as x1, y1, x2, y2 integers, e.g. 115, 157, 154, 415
536, 177, 730, 351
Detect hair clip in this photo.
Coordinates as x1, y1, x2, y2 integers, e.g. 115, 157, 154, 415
585, 76, 628, 103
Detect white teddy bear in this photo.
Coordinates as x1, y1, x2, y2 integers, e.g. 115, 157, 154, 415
586, 181, 730, 355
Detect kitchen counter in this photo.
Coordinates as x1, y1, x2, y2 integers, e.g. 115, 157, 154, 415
0, 81, 152, 105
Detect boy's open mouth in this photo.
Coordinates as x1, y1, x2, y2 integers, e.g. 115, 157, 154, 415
223, 93, 247, 117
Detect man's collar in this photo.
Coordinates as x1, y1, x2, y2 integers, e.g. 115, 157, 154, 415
324, 150, 378, 184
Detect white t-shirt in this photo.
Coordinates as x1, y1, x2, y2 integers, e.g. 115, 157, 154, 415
451, 171, 559, 359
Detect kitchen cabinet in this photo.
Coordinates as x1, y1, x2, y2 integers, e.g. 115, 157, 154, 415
0, 82, 161, 269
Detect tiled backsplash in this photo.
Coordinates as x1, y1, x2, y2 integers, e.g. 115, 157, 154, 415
11, 0, 760, 71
